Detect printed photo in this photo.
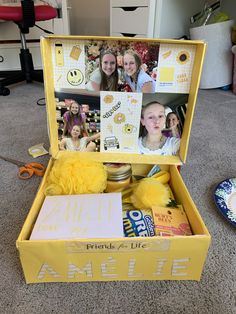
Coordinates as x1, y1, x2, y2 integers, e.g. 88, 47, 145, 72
138, 93, 188, 156
98, 91, 188, 156
84, 40, 160, 93
55, 91, 101, 152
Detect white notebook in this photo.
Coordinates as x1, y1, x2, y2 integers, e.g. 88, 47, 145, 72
30, 193, 123, 240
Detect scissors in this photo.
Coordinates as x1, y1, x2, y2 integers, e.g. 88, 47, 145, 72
0, 155, 46, 180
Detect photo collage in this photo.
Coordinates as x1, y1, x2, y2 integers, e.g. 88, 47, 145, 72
52, 39, 195, 156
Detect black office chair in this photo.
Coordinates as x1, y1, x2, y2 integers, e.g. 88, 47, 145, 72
0, 0, 57, 95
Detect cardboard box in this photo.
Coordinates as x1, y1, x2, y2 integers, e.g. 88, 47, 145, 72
16, 36, 211, 283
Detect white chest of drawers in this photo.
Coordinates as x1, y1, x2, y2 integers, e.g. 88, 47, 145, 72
110, 0, 156, 38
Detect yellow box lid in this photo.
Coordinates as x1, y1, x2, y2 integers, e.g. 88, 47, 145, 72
41, 35, 206, 165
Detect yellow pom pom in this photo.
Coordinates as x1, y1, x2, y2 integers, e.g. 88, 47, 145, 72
130, 178, 170, 209
44, 155, 107, 196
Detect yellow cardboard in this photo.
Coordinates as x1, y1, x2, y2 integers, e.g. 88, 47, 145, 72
16, 36, 211, 283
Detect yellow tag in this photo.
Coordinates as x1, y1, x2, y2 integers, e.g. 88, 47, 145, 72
55, 42, 64, 66
70, 46, 81, 60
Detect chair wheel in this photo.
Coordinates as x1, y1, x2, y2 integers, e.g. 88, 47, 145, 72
1, 87, 10, 96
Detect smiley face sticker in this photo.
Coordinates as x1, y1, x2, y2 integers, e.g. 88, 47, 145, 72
67, 69, 84, 86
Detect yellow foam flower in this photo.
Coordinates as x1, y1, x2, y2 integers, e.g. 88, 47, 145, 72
130, 178, 170, 209
44, 155, 107, 196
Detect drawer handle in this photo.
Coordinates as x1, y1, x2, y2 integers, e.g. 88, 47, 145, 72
120, 33, 136, 37
121, 7, 138, 11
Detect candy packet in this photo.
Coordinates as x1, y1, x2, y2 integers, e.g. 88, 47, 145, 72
152, 205, 192, 236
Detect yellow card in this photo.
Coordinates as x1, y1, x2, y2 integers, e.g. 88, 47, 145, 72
159, 67, 175, 82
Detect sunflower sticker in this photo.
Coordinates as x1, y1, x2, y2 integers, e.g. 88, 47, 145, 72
176, 50, 190, 64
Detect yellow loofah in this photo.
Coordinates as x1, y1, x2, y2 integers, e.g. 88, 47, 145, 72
44, 155, 107, 196
130, 178, 170, 209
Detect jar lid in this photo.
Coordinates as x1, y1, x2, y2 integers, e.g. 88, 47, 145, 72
105, 163, 132, 181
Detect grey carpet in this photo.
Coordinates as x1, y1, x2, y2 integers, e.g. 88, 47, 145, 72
0, 83, 235, 314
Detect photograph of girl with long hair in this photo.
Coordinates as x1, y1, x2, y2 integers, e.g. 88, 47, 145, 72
62, 100, 88, 137
138, 101, 180, 155
59, 125, 100, 152
162, 111, 182, 138
123, 49, 156, 93
86, 49, 119, 91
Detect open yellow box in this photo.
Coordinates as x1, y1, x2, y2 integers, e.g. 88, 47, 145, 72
16, 36, 211, 283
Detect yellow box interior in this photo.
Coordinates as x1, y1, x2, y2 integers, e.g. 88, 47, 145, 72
16, 161, 210, 283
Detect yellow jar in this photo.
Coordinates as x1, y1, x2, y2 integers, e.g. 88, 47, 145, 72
104, 163, 132, 193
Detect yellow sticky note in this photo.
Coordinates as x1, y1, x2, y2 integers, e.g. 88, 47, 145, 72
159, 67, 175, 82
